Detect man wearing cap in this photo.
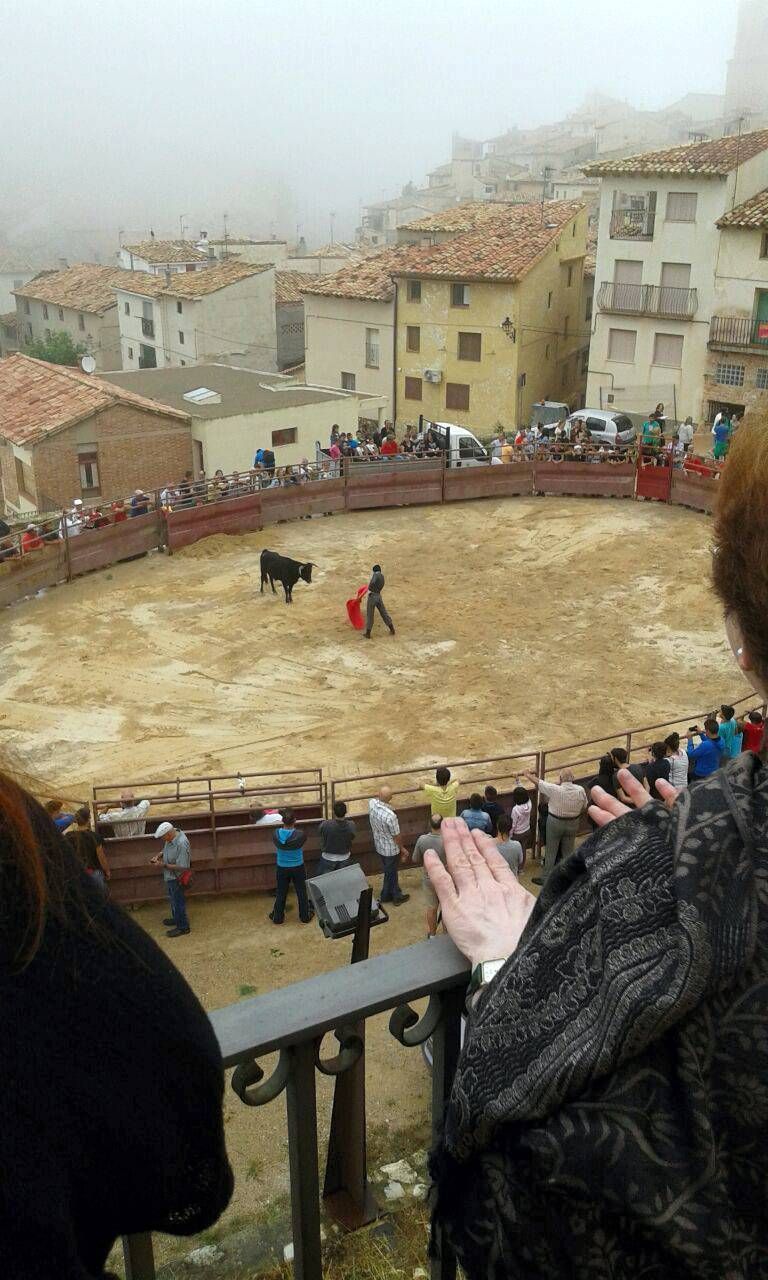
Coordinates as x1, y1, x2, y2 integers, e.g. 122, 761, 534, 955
21, 524, 43, 553
59, 500, 84, 539
150, 822, 192, 937
364, 563, 395, 639
130, 489, 150, 517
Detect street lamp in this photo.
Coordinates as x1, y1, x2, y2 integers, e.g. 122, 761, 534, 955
501, 316, 516, 342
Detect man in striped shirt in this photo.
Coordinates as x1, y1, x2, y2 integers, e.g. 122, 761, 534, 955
368, 786, 410, 905
524, 768, 587, 882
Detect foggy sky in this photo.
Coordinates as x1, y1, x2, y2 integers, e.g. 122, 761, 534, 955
2, 0, 738, 251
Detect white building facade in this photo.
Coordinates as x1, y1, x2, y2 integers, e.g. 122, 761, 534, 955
585, 131, 768, 421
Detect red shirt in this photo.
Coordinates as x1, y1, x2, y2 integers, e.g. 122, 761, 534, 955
112, 507, 127, 522
380, 439, 398, 455
21, 531, 42, 552
742, 720, 764, 753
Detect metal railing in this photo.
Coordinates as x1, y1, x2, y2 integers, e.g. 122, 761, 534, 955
609, 208, 655, 240
708, 315, 768, 348
123, 935, 469, 1280
598, 281, 698, 319
141, 317, 155, 338
331, 751, 540, 817
365, 343, 380, 368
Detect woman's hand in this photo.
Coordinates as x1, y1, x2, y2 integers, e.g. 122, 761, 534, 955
589, 768, 680, 828
424, 818, 536, 967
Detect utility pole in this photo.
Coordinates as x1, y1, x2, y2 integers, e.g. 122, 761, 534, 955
329, 210, 336, 245
179, 214, 187, 239
223, 212, 229, 260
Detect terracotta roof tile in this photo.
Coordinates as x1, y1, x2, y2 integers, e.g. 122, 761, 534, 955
114, 259, 272, 300
301, 248, 415, 302
0, 353, 190, 447
123, 239, 209, 264
717, 188, 768, 228
14, 264, 135, 315
400, 201, 528, 233
274, 271, 317, 304
393, 200, 585, 283
584, 128, 768, 177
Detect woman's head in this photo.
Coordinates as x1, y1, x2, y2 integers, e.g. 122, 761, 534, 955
665, 732, 680, 753
512, 786, 529, 806
713, 419, 768, 698
44, 799, 63, 817
598, 754, 615, 776
497, 814, 512, 837
436, 766, 451, 787
650, 741, 666, 761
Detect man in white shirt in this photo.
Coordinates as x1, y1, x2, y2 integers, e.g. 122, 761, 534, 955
368, 786, 410, 905
60, 499, 84, 539
676, 418, 694, 453
524, 767, 587, 882
250, 805, 283, 827
96, 791, 151, 837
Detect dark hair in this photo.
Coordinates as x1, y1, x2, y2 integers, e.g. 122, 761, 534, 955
598, 753, 614, 776
74, 806, 91, 825
44, 799, 63, 816
281, 807, 295, 825
435, 766, 451, 787
372, 563, 381, 573
611, 746, 629, 764
650, 741, 666, 761
512, 786, 529, 806
713, 419, 768, 691
665, 732, 680, 751
469, 792, 483, 810
704, 717, 720, 737
250, 806, 265, 823
497, 814, 512, 836
333, 800, 347, 818
720, 705, 735, 720
484, 785, 498, 800
749, 710, 764, 725
430, 814, 442, 831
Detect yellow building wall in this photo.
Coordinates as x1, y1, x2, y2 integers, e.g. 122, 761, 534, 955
395, 208, 589, 433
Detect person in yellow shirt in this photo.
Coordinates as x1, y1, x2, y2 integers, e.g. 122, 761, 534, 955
423, 766, 460, 818
500, 438, 514, 464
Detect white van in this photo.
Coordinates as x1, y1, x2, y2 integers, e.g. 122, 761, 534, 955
419, 417, 489, 467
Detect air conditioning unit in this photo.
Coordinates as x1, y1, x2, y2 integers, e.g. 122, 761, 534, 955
424, 368, 442, 384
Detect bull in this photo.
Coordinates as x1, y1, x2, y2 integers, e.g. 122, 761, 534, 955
260, 548, 316, 604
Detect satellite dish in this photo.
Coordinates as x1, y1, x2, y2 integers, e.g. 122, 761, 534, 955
79, 354, 96, 374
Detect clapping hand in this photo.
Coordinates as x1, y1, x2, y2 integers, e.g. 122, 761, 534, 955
589, 768, 680, 828
423, 818, 535, 967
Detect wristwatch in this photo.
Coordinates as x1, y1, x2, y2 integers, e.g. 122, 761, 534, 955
466, 958, 506, 1009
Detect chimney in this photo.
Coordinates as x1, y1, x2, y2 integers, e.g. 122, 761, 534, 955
165, 268, 172, 286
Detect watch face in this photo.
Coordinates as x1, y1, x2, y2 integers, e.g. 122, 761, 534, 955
481, 959, 505, 984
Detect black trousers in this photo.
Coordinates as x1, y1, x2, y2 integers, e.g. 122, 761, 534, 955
271, 865, 311, 923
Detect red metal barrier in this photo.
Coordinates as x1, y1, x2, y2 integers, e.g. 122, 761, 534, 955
261, 480, 345, 524
670, 470, 718, 514
443, 462, 535, 501
346, 461, 444, 510
67, 510, 163, 576
636, 458, 673, 502
0, 541, 68, 608
534, 461, 636, 498
166, 492, 263, 552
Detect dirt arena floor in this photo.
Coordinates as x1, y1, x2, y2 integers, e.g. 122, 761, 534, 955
0, 495, 746, 795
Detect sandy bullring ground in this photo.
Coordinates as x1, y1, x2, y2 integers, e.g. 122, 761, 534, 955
0, 495, 751, 1261
0, 495, 747, 794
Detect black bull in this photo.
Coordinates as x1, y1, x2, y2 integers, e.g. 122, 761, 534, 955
259, 549, 316, 603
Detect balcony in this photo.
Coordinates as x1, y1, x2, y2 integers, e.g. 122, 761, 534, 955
609, 208, 655, 241
141, 316, 155, 338
365, 343, 380, 368
708, 315, 768, 350
597, 281, 698, 320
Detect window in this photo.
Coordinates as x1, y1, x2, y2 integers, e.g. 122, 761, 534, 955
124, 301, 130, 315
177, 300, 183, 314
666, 192, 698, 222
13, 278, 22, 289
341, 371, 356, 390
567, 265, 573, 287
404, 376, 422, 400
585, 293, 593, 321
458, 331, 481, 361
581, 347, 590, 375
446, 381, 470, 411
42, 305, 49, 320
607, 328, 637, 362
15, 457, 35, 501
272, 427, 297, 447
58, 308, 64, 321
407, 280, 421, 303
365, 327, 380, 368
128, 346, 134, 360
77, 448, 100, 494
652, 332, 684, 368
25, 323, 32, 340
614, 259, 643, 285
23, 300, 30, 315
180, 360, 186, 366
78, 313, 85, 331
756, 367, 768, 389
179, 331, 185, 344
547, 291, 553, 309
518, 372, 526, 388
406, 325, 420, 353
761, 234, 768, 260
450, 283, 470, 307
660, 262, 691, 290
715, 362, 745, 386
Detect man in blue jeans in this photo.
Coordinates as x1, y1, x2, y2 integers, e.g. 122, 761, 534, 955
368, 786, 410, 905
269, 808, 313, 925
151, 822, 191, 937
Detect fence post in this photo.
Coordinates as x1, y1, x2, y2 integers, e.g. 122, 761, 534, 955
428, 985, 463, 1280
61, 511, 72, 582
285, 1040, 323, 1280
122, 1233, 155, 1280
441, 454, 447, 503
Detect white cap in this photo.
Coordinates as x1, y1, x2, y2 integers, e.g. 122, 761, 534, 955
154, 821, 175, 839
73, 499, 83, 506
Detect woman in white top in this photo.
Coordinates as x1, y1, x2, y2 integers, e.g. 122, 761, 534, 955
664, 732, 689, 789
510, 786, 533, 857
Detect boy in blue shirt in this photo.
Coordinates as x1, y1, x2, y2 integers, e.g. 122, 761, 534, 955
686, 718, 726, 779
459, 793, 492, 834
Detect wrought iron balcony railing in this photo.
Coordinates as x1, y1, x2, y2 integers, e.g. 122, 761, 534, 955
609, 208, 655, 240
708, 315, 768, 349
597, 281, 698, 319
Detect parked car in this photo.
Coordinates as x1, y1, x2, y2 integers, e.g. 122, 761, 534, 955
529, 400, 570, 429
544, 410, 637, 447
